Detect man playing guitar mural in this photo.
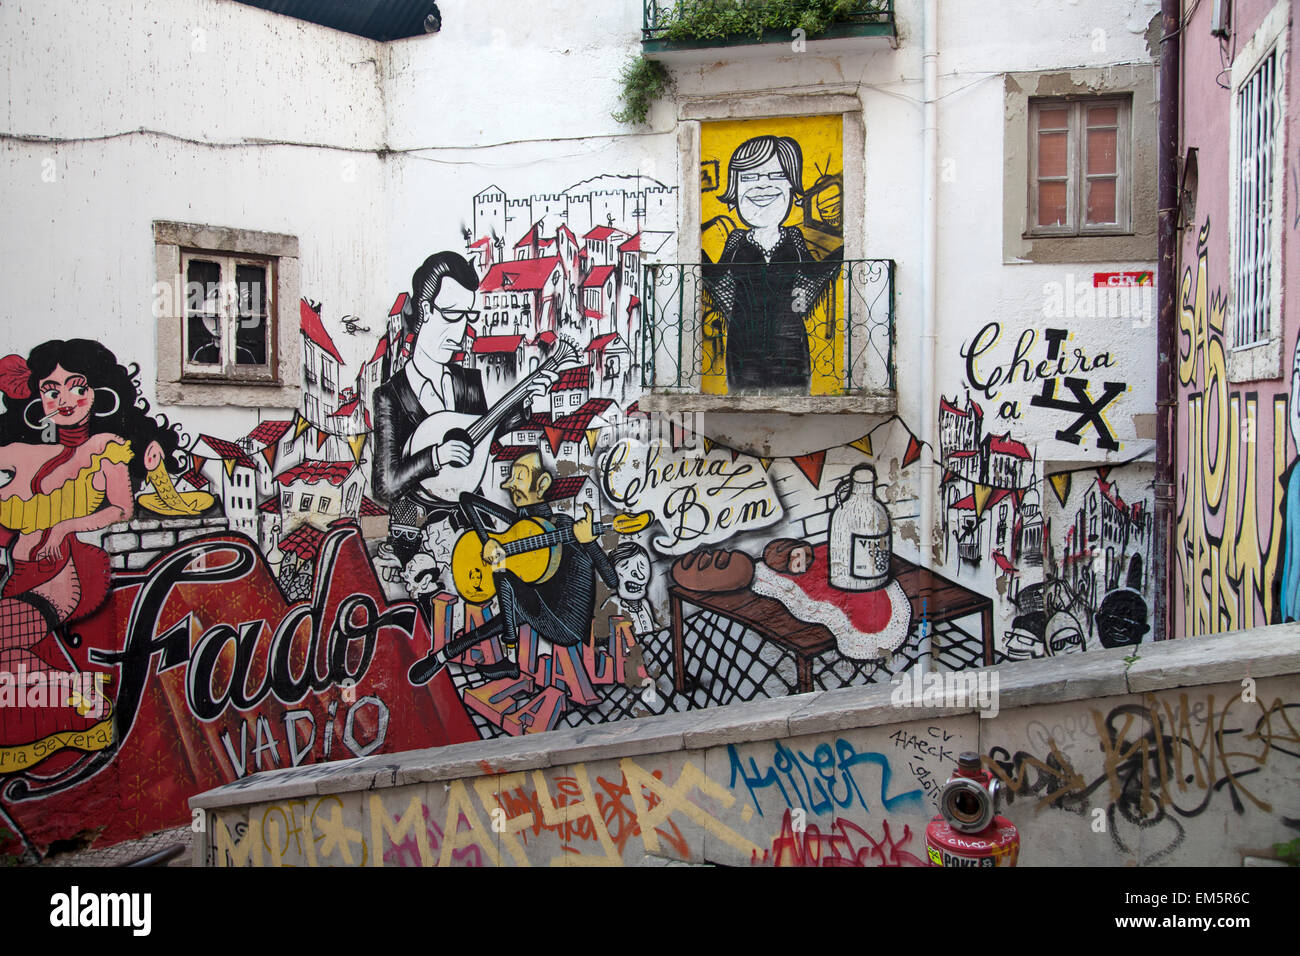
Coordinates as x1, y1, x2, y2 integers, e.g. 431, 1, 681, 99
372, 251, 553, 559
408, 450, 619, 683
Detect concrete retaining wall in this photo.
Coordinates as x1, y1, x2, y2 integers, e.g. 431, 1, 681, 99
191, 626, 1300, 866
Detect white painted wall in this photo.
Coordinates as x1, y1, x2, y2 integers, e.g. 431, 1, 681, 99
0, 0, 389, 440
382, 0, 643, 152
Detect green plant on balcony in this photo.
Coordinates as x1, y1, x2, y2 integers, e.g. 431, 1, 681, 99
659, 0, 879, 42
614, 56, 672, 125
624, 2, 890, 124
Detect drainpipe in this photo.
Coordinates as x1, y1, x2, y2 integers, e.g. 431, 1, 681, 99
1154, 0, 1180, 641
919, 0, 939, 670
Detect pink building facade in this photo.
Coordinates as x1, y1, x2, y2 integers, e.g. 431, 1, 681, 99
1176, 0, 1300, 635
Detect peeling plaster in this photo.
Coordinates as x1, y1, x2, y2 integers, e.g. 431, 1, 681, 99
1143, 10, 1163, 59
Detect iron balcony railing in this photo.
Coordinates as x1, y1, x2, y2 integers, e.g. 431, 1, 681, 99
641, 258, 895, 396
642, 1, 895, 52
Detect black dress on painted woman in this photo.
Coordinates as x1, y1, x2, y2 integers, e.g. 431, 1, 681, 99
705, 228, 840, 391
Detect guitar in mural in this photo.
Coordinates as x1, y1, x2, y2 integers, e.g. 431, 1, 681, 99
450, 510, 651, 603
402, 340, 577, 505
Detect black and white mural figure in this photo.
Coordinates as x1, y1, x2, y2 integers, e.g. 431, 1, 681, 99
608, 541, 659, 636
372, 252, 488, 511
401, 550, 445, 622
372, 252, 552, 549
1094, 554, 1149, 648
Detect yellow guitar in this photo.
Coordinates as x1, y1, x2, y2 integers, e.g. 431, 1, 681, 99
451, 510, 652, 603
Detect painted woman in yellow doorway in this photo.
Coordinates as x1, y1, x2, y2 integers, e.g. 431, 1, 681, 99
703, 134, 840, 391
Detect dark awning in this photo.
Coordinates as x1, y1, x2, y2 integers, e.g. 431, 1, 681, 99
229, 0, 439, 42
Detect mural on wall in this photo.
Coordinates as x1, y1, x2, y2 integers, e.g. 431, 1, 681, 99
612, 415, 992, 705
0, 168, 1155, 860
598, 432, 782, 554
961, 320, 1127, 451
0, 334, 479, 855
1175, 219, 1291, 634
950, 285, 1157, 661
0, 340, 186, 779
699, 116, 845, 394
1000, 462, 1154, 659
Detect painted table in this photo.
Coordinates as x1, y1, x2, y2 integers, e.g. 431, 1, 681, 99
668, 553, 994, 695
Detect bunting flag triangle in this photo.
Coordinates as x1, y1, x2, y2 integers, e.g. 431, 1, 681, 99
730, 448, 740, 463
260, 445, 277, 470
759, 457, 774, 472
316, 429, 330, 451
585, 428, 601, 453
1097, 466, 1111, 481
222, 458, 236, 479
544, 426, 564, 455
902, 435, 922, 468
790, 450, 827, 489
347, 433, 367, 464
702, 436, 716, 454
293, 412, 312, 440
848, 434, 873, 457
972, 483, 995, 518
1048, 472, 1072, 506
190, 454, 206, 474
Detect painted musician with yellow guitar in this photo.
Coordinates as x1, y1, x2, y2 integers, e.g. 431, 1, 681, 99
407, 450, 650, 684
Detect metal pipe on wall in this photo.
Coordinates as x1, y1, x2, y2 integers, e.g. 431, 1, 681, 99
919, 0, 939, 670
1154, 0, 1181, 642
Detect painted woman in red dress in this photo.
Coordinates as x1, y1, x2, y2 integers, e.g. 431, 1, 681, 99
0, 340, 183, 757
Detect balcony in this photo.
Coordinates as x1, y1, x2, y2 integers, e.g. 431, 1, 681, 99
642, 1, 896, 58
639, 258, 896, 414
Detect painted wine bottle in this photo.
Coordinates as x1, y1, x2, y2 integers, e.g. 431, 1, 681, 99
829, 464, 891, 591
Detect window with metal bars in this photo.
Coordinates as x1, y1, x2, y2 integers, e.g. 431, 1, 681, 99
1233, 48, 1278, 350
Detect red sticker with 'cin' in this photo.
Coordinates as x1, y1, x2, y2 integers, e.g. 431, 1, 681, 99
1093, 270, 1153, 287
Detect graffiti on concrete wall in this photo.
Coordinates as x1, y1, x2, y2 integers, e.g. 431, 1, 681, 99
205, 730, 932, 867
200, 683, 1300, 867
986, 689, 1300, 864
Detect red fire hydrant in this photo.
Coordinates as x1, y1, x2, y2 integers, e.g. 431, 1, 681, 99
925, 751, 1019, 867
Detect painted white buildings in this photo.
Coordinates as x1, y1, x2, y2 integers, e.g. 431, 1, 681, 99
276, 461, 365, 534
